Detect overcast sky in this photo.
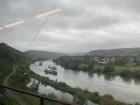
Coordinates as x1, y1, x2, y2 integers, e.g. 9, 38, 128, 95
0, 0, 140, 53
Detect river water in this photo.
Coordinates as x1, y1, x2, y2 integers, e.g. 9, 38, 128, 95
29, 60, 140, 104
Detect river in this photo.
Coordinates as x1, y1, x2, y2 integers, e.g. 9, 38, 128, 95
29, 60, 140, 104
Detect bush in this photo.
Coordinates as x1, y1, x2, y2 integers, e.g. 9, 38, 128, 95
133, 69, 140, 78
101, 97, 117, 105
135, 102, 140, 105
103, 66, 115, 73
104, 94, 114, 100
96, 68, 101, 72
81, 67, 88, 71
120, 69, 132, 77
93, 92, 99, 97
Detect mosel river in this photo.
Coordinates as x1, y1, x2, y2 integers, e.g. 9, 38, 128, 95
28, 60, 140, 104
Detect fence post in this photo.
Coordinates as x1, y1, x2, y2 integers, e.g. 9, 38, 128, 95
40, 98, 44, 105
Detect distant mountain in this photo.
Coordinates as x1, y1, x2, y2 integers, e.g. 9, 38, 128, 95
24, 50, 67, 59
67, 52, 87, 56
87, 48, 140, 55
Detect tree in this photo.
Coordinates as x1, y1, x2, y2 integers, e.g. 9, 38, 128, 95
73, 92, 87, 105
96, 68, 101, 72
103, 66, 115, 73
88, 64, 94, 70
114, 60, 126, 66
72, 63, 79, 70
20, 74, 30, 84
64, 61, 69, 68
48, 92, 57, 99
120, 69, 132, 77
133, 69, 140, 77
93, 92, 99, 97
135, 102, 140, 105
108, 61, 114, 66
101, 97, 117, 105
104, 94, 114, 100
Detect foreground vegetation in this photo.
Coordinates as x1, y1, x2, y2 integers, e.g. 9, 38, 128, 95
0, 43, 32, 105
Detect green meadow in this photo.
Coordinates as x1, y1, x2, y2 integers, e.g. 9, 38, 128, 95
79, 63, 140, 72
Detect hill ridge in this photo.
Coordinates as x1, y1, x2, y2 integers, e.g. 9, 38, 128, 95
87, 47, 140, 55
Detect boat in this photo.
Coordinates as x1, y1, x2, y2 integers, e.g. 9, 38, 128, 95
39, 62, 43, 66
44, 69, 57, 75
48, 65, 57, 70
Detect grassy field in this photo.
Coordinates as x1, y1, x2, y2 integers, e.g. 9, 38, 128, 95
79, 64, 140, 72
79, 64, 88, 67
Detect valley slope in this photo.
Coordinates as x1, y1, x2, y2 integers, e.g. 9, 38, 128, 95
24, 50, 67, 59
87, 47, 140, 55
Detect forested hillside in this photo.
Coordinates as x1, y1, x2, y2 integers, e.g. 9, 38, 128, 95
24, 50, 66, 59
0, 43, 32, 105
0, 43, 31, 64
0, 43, 31, 83
87, 48, 140, 55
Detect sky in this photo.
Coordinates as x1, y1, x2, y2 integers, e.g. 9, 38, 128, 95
0, 0, 140, 53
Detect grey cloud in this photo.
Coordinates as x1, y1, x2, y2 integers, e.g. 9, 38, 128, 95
0, 0, 140, 53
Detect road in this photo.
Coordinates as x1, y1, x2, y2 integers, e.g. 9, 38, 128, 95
3, 66, 26, 105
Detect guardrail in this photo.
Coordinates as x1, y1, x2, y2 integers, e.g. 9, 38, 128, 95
0, 85, 78, 105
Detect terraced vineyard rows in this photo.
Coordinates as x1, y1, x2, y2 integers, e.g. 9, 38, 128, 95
0, 97, 20, 105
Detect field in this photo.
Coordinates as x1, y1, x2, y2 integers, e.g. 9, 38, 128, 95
79, 64, 88, 67
79, 64, 140, 72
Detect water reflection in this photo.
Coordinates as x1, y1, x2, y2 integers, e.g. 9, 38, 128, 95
121, 76, 132, 84
104, 74, 115, 81
134, 78, 140, 85
88, 71, 94, 78
27, 78, 97, 105
97, 73, 102, 78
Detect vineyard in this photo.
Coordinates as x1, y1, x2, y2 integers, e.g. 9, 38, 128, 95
0, 97, 20, 105
0, 87, 20, 105
0, 87, 6, 93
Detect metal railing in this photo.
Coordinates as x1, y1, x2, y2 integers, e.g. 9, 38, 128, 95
0, 85, 78, 105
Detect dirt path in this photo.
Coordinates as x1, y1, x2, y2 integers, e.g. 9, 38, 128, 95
3, 66, 26, 105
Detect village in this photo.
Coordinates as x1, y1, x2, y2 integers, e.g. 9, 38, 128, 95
61, 55, 140, 65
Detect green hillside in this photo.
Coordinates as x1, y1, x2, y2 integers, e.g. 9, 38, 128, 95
87, 48, 140, 55
0, 43, 31, 64
24, 50, 67, 59
0, 43, 32, 83
0, 43, 32, 105
0, 56, 12, 83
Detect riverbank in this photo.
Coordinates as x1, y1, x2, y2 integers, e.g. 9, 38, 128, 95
53, 59, 140, 78
16, 62, 135, 105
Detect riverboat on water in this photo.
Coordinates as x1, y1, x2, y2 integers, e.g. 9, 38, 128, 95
44, 69, 57, 75
48, 65, 57, 70
39, 62, 43, 66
